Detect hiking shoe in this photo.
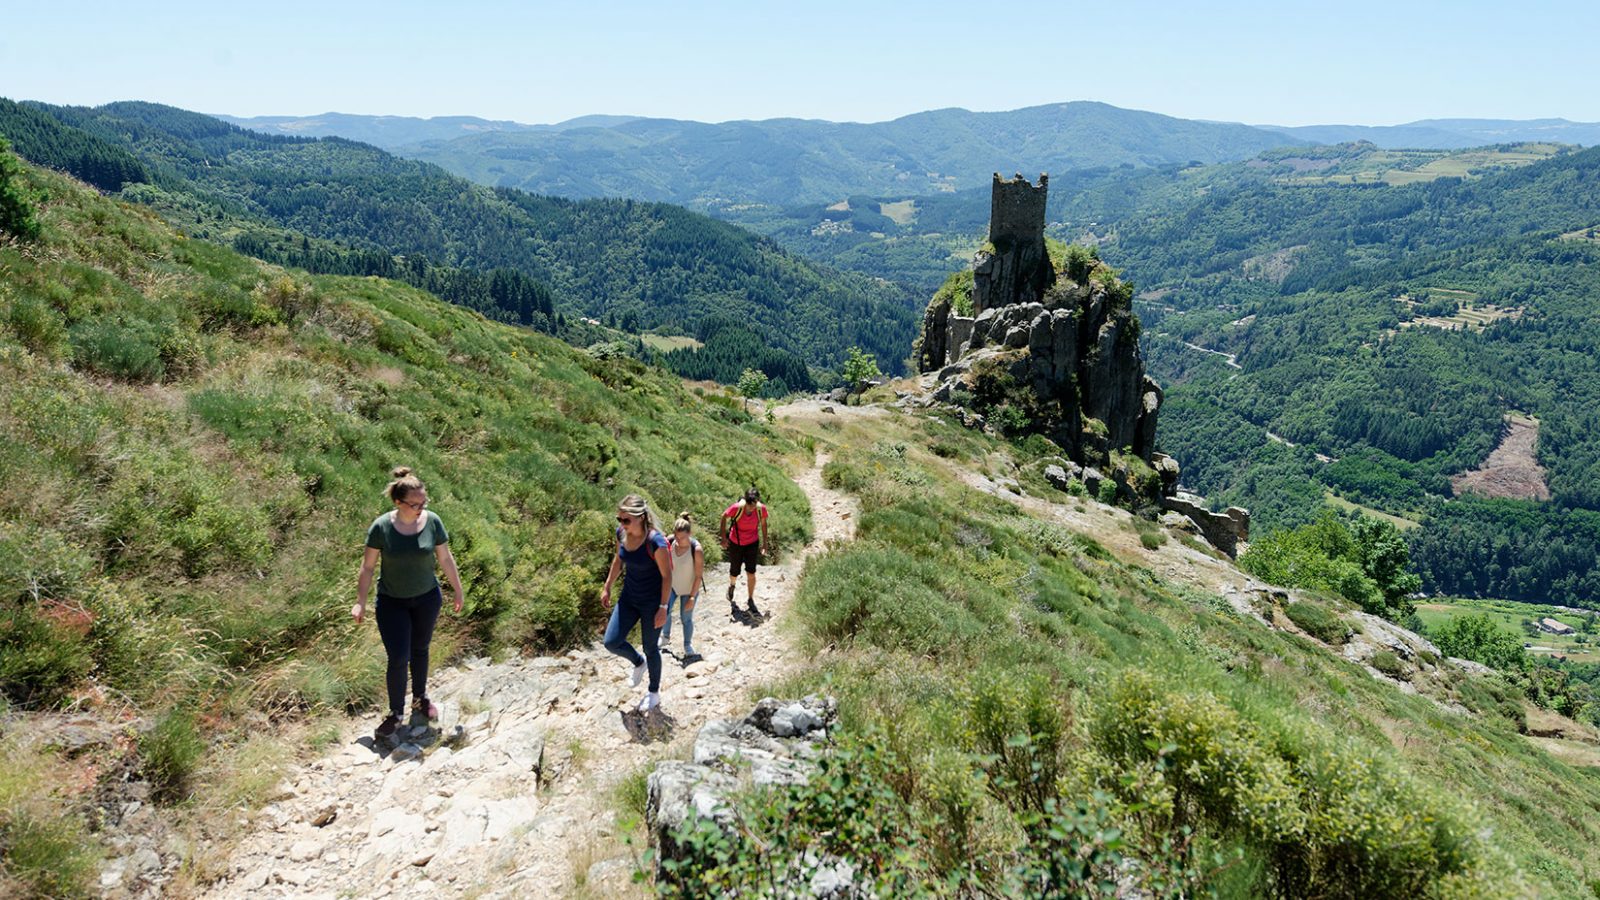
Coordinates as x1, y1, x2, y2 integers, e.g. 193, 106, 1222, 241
746, 599, 763, 618
639, 692, 660, 712
683, 652, 703, 665
631, 660, 647, 687
412, 697, 439, 721
375, 714, 401, 740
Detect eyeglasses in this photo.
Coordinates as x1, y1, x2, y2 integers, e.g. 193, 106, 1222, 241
402, 499, 427, 511
616, 516, 634, 524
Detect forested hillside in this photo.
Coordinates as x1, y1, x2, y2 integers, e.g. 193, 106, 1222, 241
1100, 143, 1600, 605
712, 135, 1600, 607
0, 99, 917, 377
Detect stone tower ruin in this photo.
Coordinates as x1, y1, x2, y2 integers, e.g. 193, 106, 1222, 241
972, 173, 1054, 315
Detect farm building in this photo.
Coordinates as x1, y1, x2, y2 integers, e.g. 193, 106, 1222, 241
1539, 617, 1576, 636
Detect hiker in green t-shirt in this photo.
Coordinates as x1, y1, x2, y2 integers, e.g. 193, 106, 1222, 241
354, 467, 464, 741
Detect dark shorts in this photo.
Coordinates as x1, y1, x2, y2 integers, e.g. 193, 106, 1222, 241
727, 541, 761, 575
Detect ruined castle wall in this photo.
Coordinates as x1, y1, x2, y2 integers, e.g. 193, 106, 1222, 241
989, 172, 1049, 247
973, 173, 1054, 316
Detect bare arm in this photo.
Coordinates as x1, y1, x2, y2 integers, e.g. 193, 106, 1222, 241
436, 545, 465, 613
654, 541, 672, 628
600, 554, 622, 608
353, 546, 380, 623
760, 507, 770, 547
687, 546, 704, 612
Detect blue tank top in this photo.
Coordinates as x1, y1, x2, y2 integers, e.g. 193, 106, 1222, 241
618, 529, 668, 608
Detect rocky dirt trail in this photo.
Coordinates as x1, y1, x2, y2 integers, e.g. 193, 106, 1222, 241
204, 448, 857, 899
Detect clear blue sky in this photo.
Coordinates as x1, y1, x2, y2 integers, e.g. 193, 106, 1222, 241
5, 0, 1598, 126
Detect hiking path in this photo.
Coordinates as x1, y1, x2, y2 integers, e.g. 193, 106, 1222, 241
205, 446, 856, 898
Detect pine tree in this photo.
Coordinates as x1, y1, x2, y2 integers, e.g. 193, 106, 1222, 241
0, 138, 41, 241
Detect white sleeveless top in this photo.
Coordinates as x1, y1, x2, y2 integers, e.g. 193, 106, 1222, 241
670, 539, 699, 595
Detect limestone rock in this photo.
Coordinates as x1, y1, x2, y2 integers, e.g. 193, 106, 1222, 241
649, 697, 838, 879
1160, 493, 1251, 558
1082, 467, 1106, 496
1159, 511, 1197, 532
1044, 464, 1071, 491
1152, 452, 1182, 496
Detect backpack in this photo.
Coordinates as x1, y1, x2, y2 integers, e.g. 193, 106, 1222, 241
721, 502, 752, 550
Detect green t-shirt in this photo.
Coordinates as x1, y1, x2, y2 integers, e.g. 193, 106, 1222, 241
366, 511, 448, 599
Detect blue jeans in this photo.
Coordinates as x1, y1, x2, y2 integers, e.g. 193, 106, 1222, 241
603, 601, 662, 692
660, 589, 697, 653
375, 585, 443, 717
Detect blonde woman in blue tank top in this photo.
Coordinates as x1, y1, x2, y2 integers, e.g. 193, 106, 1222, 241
599, 494, 672, 711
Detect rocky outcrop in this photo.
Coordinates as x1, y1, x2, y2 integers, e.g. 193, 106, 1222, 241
648, 697, 844, 889
1160, 492, 1251, 558
916, 174, 1165, 483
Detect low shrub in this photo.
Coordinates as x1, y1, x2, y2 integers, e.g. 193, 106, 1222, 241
1096, 478, 1120, 505
68, 316, 169, 382
0, 604, 93, 709
1369, 650, 1409, 680
140, 707, 204, 804
1095, 671, 1484, 897
1284, 600, 1352, 646
0, 738, 99, 897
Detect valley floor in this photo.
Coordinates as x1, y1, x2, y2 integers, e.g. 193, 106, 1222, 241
199, 442, 857, 898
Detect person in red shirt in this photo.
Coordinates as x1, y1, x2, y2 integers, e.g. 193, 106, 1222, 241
720, 487, 770, 618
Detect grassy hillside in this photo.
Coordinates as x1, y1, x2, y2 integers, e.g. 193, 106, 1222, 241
0, 156, 811, 895
6, 146, 1600, 898
2, 99, 917, 376
668, 406, 1600, 897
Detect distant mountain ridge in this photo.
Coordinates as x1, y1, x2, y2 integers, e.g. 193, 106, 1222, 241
393, 102, 1302, 204
222, 103, 1600, 209
215, 111, 640, 148
1261, 117, 1600, 149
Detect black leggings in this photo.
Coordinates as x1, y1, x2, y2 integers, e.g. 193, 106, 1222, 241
375, 585, 443, 716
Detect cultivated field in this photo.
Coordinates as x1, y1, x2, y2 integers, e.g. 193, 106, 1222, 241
878, 199, 917, 225
1416, 598, 1600, 663
1397, 289, 1524, 333
1279, 143, 1564, 186
639, 333, 703, 353
1323, 490, 1420, 530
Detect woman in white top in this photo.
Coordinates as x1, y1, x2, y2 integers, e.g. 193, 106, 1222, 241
661, 512, 705, 662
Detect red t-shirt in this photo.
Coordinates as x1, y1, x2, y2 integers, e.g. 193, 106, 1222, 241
723, 501, 768, 546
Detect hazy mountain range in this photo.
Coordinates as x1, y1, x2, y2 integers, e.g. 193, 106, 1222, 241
228, 102, 1302, 205
1260, 117, 1600, 149
220, 102, 1600, 207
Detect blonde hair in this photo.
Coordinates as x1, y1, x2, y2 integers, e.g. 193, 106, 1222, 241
386, 466, 424, 503
618, 494, 658, 536
673, 511, 694, 534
